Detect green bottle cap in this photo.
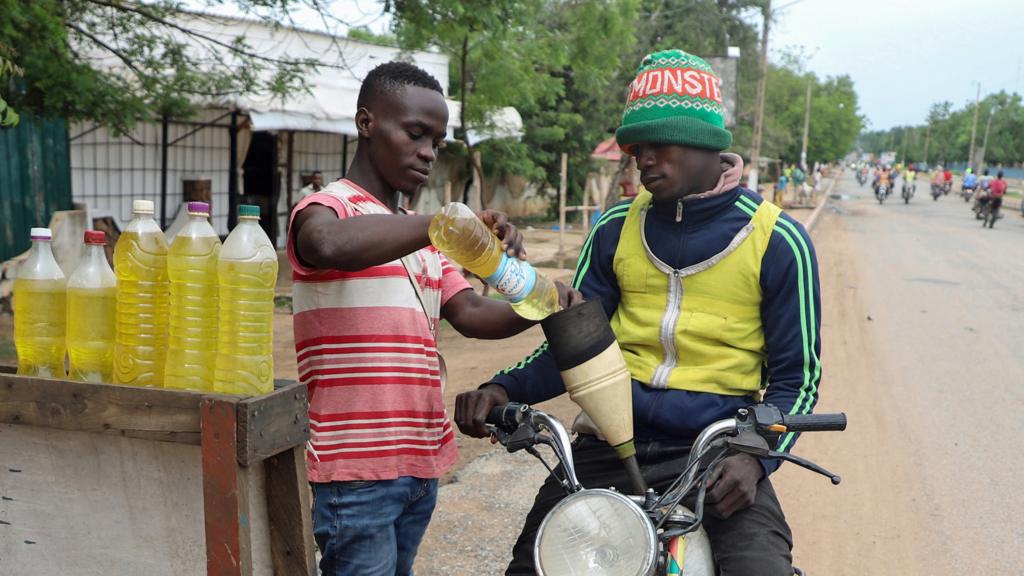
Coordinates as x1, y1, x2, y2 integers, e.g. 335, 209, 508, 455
239, 204, 261, 218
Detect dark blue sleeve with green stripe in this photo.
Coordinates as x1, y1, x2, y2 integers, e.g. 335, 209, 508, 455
488, 201, 631, 403
737, 192, 823, 476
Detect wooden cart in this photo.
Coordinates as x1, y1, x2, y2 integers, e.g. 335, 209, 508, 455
0, 366, 315, 576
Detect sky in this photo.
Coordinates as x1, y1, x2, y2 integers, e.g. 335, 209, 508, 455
770, 0, 1024, 130
198, 0, 1024, 132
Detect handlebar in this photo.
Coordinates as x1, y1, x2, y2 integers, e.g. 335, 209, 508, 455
781, 412, 847, 432
486, 402, 528, 430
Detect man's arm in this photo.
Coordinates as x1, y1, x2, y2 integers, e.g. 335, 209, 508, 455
455, 203, 628, 437
706, 208, 822, 519
758, 212, 823, 475
441, 281, 582, 340
291, 203, 526, 271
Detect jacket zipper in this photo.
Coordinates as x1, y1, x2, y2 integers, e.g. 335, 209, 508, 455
652, 269, 683, 388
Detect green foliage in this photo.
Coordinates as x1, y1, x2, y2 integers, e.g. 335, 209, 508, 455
860, 92, 1024, 167
389, 0, 640, 206
0, 0, 318, 132
0, 41, 21, 127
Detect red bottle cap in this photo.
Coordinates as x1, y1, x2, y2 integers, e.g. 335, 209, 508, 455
84, 230, 107, 245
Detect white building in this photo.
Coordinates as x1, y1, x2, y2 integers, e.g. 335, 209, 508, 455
69, 12, 527, 247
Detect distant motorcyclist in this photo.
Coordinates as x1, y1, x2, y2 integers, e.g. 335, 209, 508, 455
943, 166, 953, 194
962, 168, 978, 198
874, 166, 893, 198
902, 168, 917, 195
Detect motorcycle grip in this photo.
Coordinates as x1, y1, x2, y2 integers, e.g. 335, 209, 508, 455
782, 412, 847, 432
486, 403, 526, 429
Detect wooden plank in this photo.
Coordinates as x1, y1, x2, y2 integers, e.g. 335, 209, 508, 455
201, 396, 252, 576
0, 373, 207, 444
236, 380, 309, 467
264, 446, 315, 576
0, 424, 208, 575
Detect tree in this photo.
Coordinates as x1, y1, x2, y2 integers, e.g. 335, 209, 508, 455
389, 0, 639, 209
0, 41, 21, 127
0, 0, 356, 131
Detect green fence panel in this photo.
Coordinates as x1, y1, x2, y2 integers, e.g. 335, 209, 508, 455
0, 116, 72, 262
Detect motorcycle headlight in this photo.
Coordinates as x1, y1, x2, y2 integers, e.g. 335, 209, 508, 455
535, 489, 657, 576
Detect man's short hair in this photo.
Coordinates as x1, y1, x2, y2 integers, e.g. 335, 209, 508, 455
357, 61, 444, 110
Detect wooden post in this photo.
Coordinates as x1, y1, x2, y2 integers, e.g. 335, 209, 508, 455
264, 447, 315, 576
581, 176, 590, 236
444, 181, 452, 206
201, 397, 251, 576
468, 151, 483, 211
558, 152, 567, 254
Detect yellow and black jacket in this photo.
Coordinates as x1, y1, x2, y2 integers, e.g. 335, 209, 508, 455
490, 184, 822, 476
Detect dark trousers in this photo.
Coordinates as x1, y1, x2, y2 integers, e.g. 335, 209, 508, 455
506, 436, 793, 575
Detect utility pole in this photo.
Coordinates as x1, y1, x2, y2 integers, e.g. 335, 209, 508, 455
799, 75, 812, 172
923, 123, 931, 165
978, 106, 996, 171
967, 83, 981, 171
748, 0, 771, 195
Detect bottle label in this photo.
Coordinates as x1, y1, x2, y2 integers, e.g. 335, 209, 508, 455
484, 254, 537, 303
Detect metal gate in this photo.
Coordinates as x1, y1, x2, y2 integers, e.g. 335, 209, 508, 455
0, 116, 72, 262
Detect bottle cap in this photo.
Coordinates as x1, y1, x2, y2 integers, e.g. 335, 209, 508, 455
239, 204, 261, 219
133, 199, 155, 214
30, 227, 52, 240
187, 201, 210, 215
84, 230, 106, 244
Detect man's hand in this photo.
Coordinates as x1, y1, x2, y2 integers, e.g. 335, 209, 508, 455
478, 210, 525, 259
455, 384, 510, 438
554, 281, 585, 310
705, 453, 763, 519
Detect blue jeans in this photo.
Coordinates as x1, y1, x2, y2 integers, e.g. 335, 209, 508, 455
312, 477, 438, 576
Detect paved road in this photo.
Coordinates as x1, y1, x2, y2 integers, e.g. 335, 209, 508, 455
775, 173, 1024, 574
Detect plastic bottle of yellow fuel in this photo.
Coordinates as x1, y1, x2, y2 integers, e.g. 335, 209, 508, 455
67, 230, 116, 383
114, 200, 169, 387
165, 202, 221, 391
13, 227, 67, 378
213, 205, 278, 396
428, 202, 559, 321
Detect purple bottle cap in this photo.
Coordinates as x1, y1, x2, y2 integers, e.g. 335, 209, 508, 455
187, 201, 210, 214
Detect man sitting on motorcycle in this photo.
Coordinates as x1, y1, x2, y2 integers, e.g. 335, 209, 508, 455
962, 168, 978, 195
875, 166, 893, 198
930, 167, 945, 195
986, 171, 1007, 219
903, 168, 917, 196
456, 49, 822, 576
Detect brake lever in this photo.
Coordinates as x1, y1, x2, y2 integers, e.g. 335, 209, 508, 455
503, 422, 541, 453
768, 450, 842, 485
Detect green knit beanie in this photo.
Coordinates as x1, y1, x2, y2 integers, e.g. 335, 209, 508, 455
615, 49, 732, 152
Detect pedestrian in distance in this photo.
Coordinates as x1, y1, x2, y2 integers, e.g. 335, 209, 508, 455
287, 61, 579, 576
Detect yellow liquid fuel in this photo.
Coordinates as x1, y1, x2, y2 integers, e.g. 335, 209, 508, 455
214, 259, 276, 395
67, 287, 116, 382
114, 229, 169, 387
165, 235, 220, 391
14, 278, 67, 378
429, 207, 559, 321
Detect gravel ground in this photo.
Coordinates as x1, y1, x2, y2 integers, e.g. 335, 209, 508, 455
415, 446, 550, 575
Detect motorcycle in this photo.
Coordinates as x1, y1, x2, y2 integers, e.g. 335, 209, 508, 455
930, 183, 942, 201
901, 181, 914, 204
486, 402, 846, 576
942, 180, 952, 196
876, 183, 888, 205
856, 171, 867, 187
979, 195, 1002, 228
961, 185, 976, 203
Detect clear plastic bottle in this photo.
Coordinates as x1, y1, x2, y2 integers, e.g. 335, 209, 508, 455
13, 228, 67, 378
214, 205, 278, 396
165, 202, 221, 391
114, 199, 169, 387
428, 202, 559, 321
67, 230, 116, 383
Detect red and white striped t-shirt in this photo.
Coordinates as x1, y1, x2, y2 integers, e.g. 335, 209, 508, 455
287, 179, 471, 482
